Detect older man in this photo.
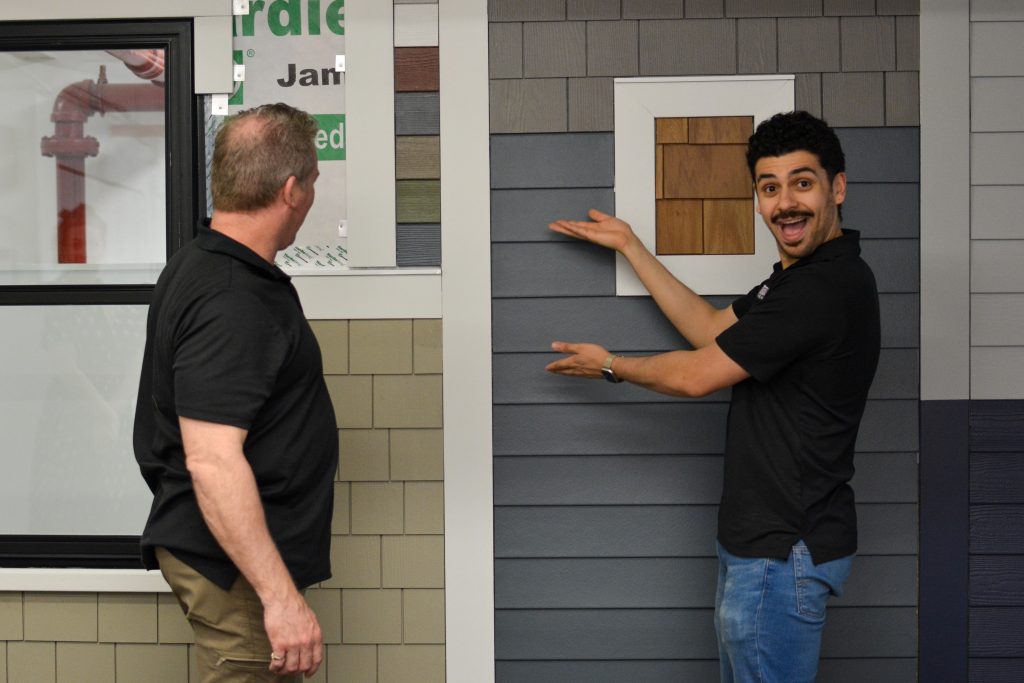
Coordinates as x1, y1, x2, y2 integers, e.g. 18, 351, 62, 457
547, 111, 880, 682
134, 103, 335, 681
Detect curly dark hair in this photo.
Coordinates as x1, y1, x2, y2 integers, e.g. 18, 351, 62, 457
746, 111, 845, 182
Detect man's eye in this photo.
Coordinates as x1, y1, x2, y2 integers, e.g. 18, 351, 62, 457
796, 179, 812, 188
761, 184, 776, 193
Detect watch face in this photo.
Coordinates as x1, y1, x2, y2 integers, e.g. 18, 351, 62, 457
601, 367, 620, 383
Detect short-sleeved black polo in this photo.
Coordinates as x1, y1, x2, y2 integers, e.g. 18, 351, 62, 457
715, 230, 880, 565
134, 225, 338, 590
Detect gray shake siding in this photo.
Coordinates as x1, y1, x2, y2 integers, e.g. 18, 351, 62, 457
488, 1, 920, 680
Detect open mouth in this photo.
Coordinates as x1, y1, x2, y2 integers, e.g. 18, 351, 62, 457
774, 214, 812, 244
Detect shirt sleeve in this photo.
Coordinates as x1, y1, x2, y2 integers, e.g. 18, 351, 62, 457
716, 274, 839, 383
172, 290, 288, 429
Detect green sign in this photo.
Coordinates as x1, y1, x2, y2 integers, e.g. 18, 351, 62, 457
234, 0, 345, 37
313, 114, 345, 161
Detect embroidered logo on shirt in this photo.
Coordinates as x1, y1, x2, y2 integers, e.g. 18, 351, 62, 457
757, 284, 769, 301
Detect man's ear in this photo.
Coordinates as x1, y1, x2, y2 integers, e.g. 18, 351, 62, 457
831, 171, 847, 206
281, 175, 300, 209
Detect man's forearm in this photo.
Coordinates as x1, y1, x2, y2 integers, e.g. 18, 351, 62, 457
620, 236, 737, 348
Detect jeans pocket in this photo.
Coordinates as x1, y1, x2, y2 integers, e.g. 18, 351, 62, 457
793, 544, 854, 621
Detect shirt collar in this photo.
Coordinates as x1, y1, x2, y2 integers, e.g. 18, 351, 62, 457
771, 228, 862, 274
195, 220, 291, 282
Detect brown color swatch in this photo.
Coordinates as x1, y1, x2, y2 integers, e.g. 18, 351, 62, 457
395, 48, 440, 92
655, 118, 688, 144
396, 136, 441, 180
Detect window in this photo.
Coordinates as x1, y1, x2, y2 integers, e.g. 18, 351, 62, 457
0, 19, 200, 567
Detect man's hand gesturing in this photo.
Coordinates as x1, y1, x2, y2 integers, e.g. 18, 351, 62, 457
549, 209, 638, 254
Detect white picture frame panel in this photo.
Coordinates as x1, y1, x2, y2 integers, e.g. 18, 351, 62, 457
614, 75, 795, 296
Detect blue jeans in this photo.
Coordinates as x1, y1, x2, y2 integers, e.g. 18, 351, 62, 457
714, 540, 853, 683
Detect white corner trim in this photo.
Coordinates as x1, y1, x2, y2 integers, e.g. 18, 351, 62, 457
439, 0, 495, 680
0, 568, 171, 593
344, 1, 398, 268
613, 76, 794, 296
920, 0, 971, 400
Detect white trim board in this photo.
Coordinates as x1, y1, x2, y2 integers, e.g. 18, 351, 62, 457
0, 568, 171, 593
614, 75, 794, 296
439, 0, 496, 680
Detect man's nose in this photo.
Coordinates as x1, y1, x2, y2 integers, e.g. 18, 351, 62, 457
776, 186, 798, 210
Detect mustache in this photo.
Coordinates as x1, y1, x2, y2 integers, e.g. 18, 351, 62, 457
772, 210, 814, 223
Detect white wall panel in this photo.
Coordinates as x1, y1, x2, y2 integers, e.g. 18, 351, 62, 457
971, 132, 1024, 184
972, 347, 1024, 399
972, 186, 1024, 239
972, 0, 1024, 21
971, 77, 1024, 131
971, 22, 1024, 76
971, 293, 1024, 345
972, 240, 1024, 292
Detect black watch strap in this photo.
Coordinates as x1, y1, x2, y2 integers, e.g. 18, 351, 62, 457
601, 355, 623, 383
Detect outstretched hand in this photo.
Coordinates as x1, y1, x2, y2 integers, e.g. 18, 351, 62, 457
546, 341, 610, 379
549, 209, 637, 253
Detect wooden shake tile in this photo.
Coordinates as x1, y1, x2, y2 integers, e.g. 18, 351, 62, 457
688, 116, 754, 144
663, 144, 750, 199
655, 117, 689, 144
656, 199, 703, 255
703, 199, 755, 254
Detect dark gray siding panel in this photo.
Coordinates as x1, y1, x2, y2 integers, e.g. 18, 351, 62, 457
844, 182, 920, 239
858, 399, 919, 452
970, 659, 1024, 683
494, 504, 917, 557
493, 293, 915, 351
492, 242, 615, 298
494, 555, 917, 608
493, 347, 915, 404
837, 127, 920, 182
493, 403, 729, 455
860, 238, 920, 292
396, 223, 441, 267
971, 505, 1024, 554
495, 607, 917, 660
491, 188, 615, 242
496, 659, 918, 683
490, 133, 614, 188
494, 453, 918, 505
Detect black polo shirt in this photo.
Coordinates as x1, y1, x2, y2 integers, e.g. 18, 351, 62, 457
134, 225, 338, 590
715, 230, 880, 565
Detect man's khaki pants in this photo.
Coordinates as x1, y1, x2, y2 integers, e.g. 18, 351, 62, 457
156, 547, 299, 682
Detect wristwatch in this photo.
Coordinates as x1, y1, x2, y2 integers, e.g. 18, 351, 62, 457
601, 354, 623, 383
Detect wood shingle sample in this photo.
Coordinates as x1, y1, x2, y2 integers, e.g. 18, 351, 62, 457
703, 199, 754, 254
662, 143, 749, 198
656, 117, 689, 143
656, 199, 703, 254
688, 116, 753, 144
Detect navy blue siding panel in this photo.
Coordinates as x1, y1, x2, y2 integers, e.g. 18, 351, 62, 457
493, 403, 728, 455
496, 659, 918, 683
495, 607, 917, 660
490, 133, 614, 188
495, 556, 917, 608
494, 453, 917, 505
860, 238, 919, 292
493, 293, 917, 351
491, 188, 615, 242
971, 401, 1024, 453
970, 505, 1024, 554
971, 453, 1024, 504
970, 608, 1024, 657
494, 504, 917, 557
492, 348, 916, 404
836, 127, 920, 182
971, 556, 1024, 607
843, 182, 920, 239
969, 659, 1024, 683
492, 242, 615, 297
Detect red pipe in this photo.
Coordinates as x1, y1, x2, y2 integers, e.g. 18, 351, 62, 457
40, 60, 166, 263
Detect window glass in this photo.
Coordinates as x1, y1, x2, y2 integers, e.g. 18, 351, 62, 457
0, 49, 166, 286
